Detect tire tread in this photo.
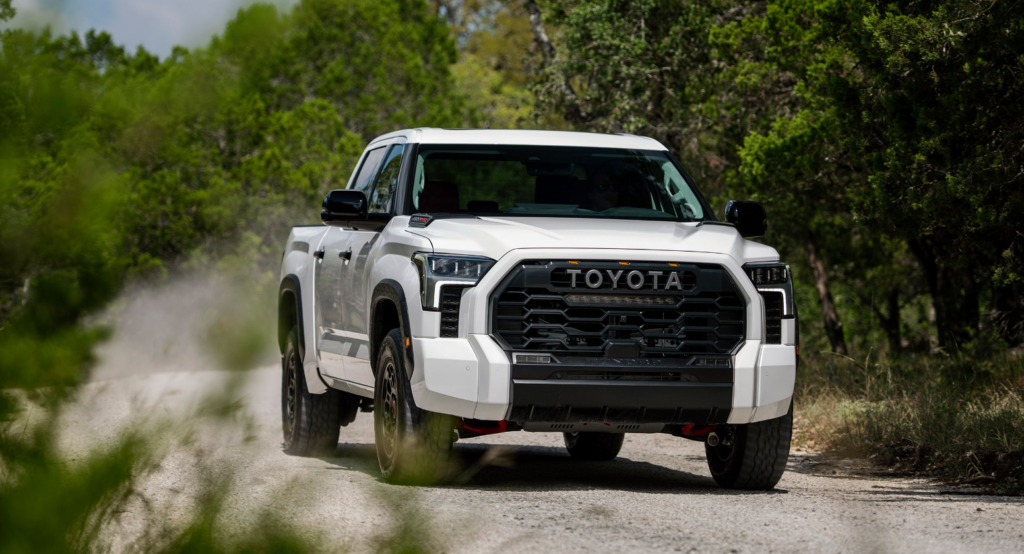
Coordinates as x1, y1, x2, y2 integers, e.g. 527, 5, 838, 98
706, 408, 792, 490
283, 328, 343, 456
563, 432, 625, 461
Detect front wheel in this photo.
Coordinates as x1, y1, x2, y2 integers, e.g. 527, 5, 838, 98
374, 329, 453, 484
563, 432, 624, 461
705, 407, 793, 490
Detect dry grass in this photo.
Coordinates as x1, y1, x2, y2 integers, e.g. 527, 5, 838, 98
794, 351, 1024, 492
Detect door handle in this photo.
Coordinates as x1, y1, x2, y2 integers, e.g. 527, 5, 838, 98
313, 249, 325, 260
340, 249, 352, 261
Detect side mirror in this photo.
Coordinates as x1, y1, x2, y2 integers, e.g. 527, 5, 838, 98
724, 200, 767, 238
321, 189, 366, 226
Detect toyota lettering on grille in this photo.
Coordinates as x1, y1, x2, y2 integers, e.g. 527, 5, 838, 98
565, 268, 687, 291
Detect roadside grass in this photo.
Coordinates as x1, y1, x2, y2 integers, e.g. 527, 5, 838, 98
794, 350, 1024, 493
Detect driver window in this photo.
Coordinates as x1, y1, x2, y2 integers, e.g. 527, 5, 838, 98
368, 144, 404, 214
349, 146, 386, 192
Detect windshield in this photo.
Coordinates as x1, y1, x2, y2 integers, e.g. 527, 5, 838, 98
410, 145, 707, 221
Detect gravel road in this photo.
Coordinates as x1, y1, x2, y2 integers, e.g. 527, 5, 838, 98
57, 364, 1022, 554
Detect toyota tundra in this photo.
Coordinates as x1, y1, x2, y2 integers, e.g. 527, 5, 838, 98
277, 129, 798, 489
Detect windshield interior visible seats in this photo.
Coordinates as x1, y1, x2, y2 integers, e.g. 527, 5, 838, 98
419, 181, 460, 213
411, 145, 706, 221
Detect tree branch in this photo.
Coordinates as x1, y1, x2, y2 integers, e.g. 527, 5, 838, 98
525, 0, 585, 120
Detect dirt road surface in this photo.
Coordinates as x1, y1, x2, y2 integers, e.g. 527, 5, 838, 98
56, 364, 1022, 554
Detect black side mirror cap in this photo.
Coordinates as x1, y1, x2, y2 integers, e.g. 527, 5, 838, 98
320, 189, 391, 231
724, 200, 767, 238
321, 189, 367, 226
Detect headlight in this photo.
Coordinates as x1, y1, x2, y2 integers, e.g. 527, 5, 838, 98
743, 262, 794, 317
747, 264, 789, 285
412, 253, 495, 310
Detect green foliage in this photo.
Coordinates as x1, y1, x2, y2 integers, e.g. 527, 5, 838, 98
540, 0, 728, 157
433, 0, 566, 129
0, 1, 467, 550
0, 427, 153, 553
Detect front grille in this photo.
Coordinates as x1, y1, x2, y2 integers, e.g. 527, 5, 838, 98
761, 291, 783, 344
440, 285, 468, 338
491, 260, 746, 357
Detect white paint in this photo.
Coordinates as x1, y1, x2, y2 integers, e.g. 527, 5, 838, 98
372, 128, 667, 150
752, 345, 797, 423
468, 334, 512, 421
782, 318, 798, 346
411, 337, 479, 418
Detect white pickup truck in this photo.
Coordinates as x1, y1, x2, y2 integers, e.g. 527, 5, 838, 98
278, 129, 798, 489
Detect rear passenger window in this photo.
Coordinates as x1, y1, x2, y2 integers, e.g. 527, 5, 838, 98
368, 144, 404, 213
350, 147, 386, 192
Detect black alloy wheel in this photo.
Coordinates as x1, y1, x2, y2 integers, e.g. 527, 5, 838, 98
373, 328, 453, 484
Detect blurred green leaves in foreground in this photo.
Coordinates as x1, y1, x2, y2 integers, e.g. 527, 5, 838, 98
0, 0, 456, 550
0, 0, 463, 400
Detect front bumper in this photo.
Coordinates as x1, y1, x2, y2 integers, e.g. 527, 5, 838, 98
410, 330, 796, 427
408, 248, 796, 427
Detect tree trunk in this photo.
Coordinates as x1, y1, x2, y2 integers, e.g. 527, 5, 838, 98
868, 287, 902, 355
525, 0, 586, 122
806, 235, 848, 356
884, 287, 901, 354
907, 237, 980, 349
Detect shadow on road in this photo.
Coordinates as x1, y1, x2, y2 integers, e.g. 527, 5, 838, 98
312, 441, 1024, 504
319, 440, 787, 495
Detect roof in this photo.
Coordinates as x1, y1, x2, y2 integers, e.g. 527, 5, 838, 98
368, 128, 668, 151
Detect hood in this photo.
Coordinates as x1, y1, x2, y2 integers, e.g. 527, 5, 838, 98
405, 216, 778, 264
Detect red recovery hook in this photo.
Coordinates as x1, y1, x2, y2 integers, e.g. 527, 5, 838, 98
680, 423, 717, 437
457, 419, 508, 438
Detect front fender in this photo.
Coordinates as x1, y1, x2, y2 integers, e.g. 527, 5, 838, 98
369, 280, 417, 381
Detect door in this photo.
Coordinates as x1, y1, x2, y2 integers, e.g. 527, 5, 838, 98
339, 143, 405, 386
313, 145, 387, 380
313, 227, 352, 379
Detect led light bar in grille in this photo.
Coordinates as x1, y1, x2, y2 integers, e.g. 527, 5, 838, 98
565, 294, 676, 306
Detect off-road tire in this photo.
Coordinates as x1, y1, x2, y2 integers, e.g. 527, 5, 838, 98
374, 328, 453, 484
281, 326, 345, 456
563, 432, 625, 461
705, 406, 793, 490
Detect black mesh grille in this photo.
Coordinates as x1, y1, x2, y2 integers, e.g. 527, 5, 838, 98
440, 285, 467, 338
761, 291, 783, 344
491, 261, 746, 357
